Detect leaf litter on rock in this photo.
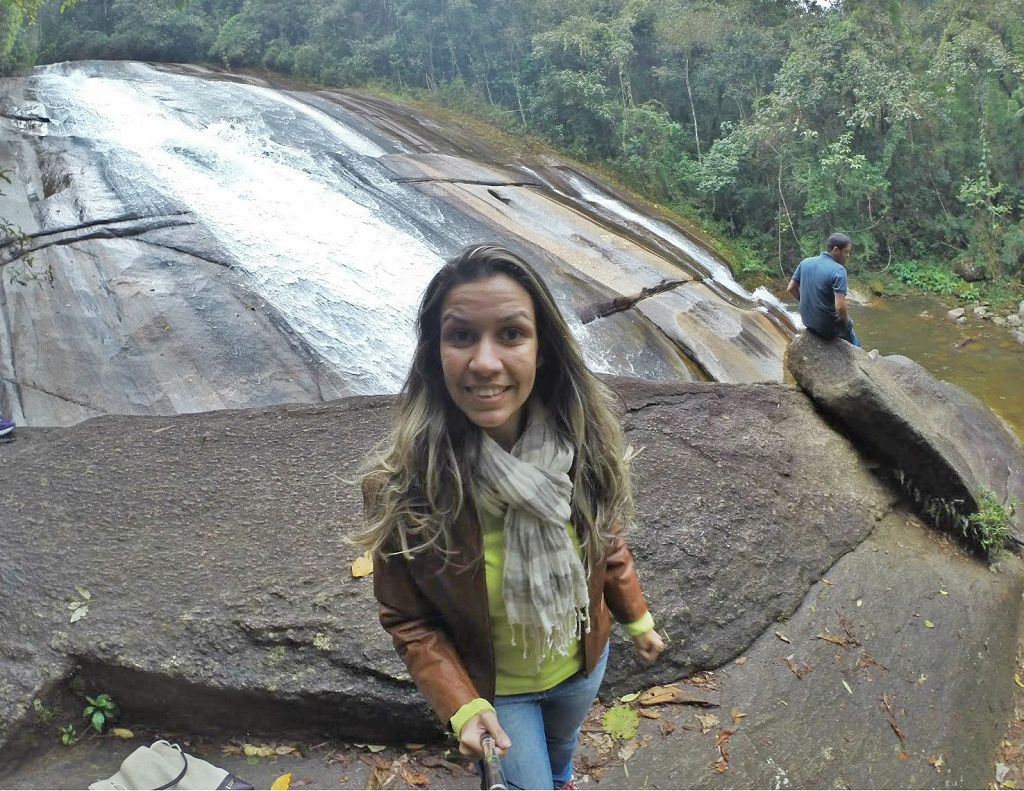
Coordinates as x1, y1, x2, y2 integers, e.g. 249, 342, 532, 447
881, 694, 906, 745
638, 684, 718, 708
817, 632, 856, 647
783, 655, 814, 678
695, 713, 720, 734
714, 730, 733, 773
351, 552, 374, 578
270, 774, 291, 791
602, 705, 639, 740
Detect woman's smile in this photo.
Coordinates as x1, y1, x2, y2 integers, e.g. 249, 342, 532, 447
440, 274, 540, 450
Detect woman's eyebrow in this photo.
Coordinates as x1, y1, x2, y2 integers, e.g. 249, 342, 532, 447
441, 310, 533, 325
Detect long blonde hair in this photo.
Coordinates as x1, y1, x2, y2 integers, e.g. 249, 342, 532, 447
354, 244, 635, 572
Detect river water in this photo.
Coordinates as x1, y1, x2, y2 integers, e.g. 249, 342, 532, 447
853, 295, 1024, 441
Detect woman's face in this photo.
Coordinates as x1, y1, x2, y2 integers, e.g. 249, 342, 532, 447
439, 274, 540, 450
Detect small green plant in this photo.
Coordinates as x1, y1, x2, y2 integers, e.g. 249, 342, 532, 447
964, 486, 1017, 555
891, 260, 965, 297
60, 723, 79, 746
83, 693, 118, 733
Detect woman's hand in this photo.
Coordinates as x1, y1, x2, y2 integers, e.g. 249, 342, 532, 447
458, 710, 512, 758
633, 629, 665, 663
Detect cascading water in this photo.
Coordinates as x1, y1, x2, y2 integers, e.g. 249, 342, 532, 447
32, 62, 444, 394
1, 61, 796, 425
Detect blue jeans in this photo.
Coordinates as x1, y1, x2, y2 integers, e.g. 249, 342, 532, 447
810, 319, 860, 347
491, 642, 609, 790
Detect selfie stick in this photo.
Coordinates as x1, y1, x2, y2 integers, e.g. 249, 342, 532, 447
481, 734, 508, 790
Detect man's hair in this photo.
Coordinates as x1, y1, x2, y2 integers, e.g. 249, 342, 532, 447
826, 232, 851, 252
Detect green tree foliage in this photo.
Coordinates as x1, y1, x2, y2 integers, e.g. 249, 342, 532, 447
5, 0, 1024, 290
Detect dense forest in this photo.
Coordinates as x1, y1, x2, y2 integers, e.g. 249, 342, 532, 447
2, 0, 1023, 297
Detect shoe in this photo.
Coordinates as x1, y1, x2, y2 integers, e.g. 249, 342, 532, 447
560, 779, 579, 790
0, 417, 14, 437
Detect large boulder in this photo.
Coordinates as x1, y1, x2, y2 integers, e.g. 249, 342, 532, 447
787, 332, 1024, 547
953, 258, 989, 282
0, 378, 893, 769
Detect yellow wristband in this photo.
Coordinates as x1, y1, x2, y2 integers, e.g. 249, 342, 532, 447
450, 698, 496, 739
625, 610, 655, 637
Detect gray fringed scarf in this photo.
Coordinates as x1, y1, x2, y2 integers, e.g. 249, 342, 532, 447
475, 402, 591, 666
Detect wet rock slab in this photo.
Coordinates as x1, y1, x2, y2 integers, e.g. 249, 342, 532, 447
3, 516, 1018, 790
575, 514, 1023, 789
0, 378, 892, 769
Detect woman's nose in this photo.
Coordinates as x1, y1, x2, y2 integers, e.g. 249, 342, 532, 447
469, 337, 502, 374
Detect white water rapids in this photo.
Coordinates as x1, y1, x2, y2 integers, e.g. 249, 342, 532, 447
6, 61, 795, 415
33, 63, 443, 393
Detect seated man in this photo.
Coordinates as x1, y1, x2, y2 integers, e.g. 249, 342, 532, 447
787, 232, 860, 347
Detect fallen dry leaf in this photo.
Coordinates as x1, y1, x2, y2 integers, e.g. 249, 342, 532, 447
881, 694, 906, 745
400, 767, 430, 787
110, 728, 134, 739
683, 671, 719, 691
276, 746, 300, 756
714, 730, 733, 749
618, 740, 638, 762
783, 655, 814, 678
928, 754, 945, 773
730, 708, 747, 724
638, 709, 661, 719
817, 632, 855, 647
588, 733, 615, 755
417, 756, 470, 776
1015, 673, 1024, 689
378, 754, 408, 789
696, 713, 720, 733
660, 721, 676, 737
843, 680, 853, 695
270, 774, 292, 791
858, 654, 886, 672
734, 656, 749, 665
774, 630, 791, 644
639, 684, 718, 708
351, 552, 374, 578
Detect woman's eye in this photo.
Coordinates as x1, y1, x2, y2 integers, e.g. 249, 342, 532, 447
501, 327, 524, 342
447, 328, 474, 345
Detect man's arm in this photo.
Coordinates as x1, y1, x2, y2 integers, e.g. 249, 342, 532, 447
786, 279, 800, 301
834, 291, 849, 325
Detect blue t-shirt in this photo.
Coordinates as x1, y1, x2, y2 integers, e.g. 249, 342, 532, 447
792, 252, 848, 335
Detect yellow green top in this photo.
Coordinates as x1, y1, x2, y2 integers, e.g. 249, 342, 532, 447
449, 509, 654, 738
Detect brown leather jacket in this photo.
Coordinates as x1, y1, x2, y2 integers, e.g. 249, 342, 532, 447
366, 481, 650, 728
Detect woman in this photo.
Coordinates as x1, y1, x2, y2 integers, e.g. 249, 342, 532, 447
357, 244, 663, 790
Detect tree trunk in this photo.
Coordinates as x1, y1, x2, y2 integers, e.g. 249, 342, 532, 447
684, 53, 702, 164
